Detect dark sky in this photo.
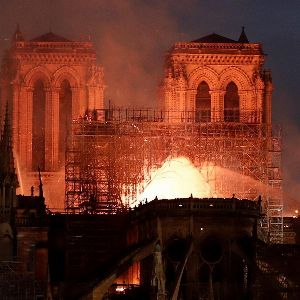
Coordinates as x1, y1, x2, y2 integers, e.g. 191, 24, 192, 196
0, 0, 299, 210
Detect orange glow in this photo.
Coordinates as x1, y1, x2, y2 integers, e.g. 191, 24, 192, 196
138, 157, 211, 202
115, 262, 140, 285
135, 156, 284, 206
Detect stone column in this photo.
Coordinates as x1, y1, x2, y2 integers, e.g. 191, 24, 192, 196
186, 89, 196, 112
238, 90, 248, 123
46, 87, 59, 171
86, 85, 94, 110
217, 91, 225, 122
53, 87, 60, 171
210, 91, 224, 122
176, 87, 187, 122
71, 87, 80, 118
25, 87, 33, 171
163, 86, 174, 122
186, 89, 197, 122
265, 82, 272, 126
12, 84, 19, 154
256, 89, 264, 124
77, 86, 86, 117
18, 87, 31, 170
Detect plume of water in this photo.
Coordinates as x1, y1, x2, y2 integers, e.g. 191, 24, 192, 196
14, 152, 24, 194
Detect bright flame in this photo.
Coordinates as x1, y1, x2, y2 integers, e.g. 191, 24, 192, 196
134, 155, 284, 207
139, 157, 211, 201
115, 286, 125, 293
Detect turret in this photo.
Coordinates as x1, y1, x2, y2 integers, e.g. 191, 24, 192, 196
0, 103, 18, 209
238, 26, 249, 43
12, 23, 24, 42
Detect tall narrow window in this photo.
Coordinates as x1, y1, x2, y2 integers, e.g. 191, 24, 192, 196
224, 82, 240, 122
59, 80, 72, 168
32, 80, 46, 171
196, 81, 211, 122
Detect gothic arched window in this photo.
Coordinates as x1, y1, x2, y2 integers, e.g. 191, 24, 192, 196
59, 80, 72, 168
224, 82, 240, 122
196, 81, 211, 122
32, 80, 46, 171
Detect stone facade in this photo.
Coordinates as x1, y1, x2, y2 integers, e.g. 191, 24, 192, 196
0, 27, 105, 172
159, 30, 272, 124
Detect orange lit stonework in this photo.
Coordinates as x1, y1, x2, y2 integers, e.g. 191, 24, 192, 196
159, 32, 272, 125
1, 28, 104, 172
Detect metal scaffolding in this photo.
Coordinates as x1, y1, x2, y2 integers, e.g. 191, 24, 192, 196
65, 108, 282, 243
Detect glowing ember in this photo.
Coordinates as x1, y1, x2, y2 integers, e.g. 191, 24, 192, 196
139, 157, 211, 201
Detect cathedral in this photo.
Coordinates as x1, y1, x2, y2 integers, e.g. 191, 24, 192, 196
0, 27, 294, 300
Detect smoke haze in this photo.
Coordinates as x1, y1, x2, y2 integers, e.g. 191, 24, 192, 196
0, 0, 299, 209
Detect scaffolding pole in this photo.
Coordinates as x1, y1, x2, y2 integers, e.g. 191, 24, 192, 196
65, 108, 282, 243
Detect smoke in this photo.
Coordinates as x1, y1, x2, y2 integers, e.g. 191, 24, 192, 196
282, 121, 300, 214
0, 1, 198, 107
0, 0, 299, 212
90, 0, 185, 107
138, 157, 283, 207
16, 167, 65, 211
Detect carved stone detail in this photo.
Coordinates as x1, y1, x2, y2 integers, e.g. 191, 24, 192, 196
160, 38, 268, 124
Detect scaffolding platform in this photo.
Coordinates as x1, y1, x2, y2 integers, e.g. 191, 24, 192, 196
65, 108, 283, 243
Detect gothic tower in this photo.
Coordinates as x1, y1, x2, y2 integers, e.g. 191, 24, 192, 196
158, 29, 282, 242
0, 104, 18, 260
0, 104, 18, 212
0, 26, 105, 172
159, 27, 272, 125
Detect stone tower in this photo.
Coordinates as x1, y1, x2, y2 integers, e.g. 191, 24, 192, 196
0, 104, 18, 213
0, 104, 18, 260
158, 29, 282, 243
0, 25, 105, 172
159, 28, 272, 125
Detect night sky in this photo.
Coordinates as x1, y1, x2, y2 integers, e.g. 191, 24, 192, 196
0, 0, 299, 211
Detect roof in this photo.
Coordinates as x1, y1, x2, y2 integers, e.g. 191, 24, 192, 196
191, 29, 250, 44
192, 33, 237, 43
30, 32, 72, 42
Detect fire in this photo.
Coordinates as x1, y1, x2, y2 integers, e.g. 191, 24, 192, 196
139, 157, 212, 202
136, 156, 284, 206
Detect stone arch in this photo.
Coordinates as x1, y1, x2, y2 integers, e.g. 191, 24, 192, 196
0, 223, 14, 260
23, 66, 51, 88
188, 66, 219, 90
195, 81, 211, 122
224, 81, 240, 122
219, 67, 252, 91
220, 67, 257, 122
52, 65, 80, 88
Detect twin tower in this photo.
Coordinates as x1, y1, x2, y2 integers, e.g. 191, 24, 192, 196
0, 27, 273, 190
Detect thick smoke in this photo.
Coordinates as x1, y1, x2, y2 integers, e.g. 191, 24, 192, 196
0, 0, 299, 210
282, 121, 300, 214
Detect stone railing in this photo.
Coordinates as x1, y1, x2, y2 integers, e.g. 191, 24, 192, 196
174, 42, 262, 52
131, 197, 261, 218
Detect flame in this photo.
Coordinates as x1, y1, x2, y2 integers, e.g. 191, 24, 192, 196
136, 156, 284, 206
139, 156, 212, 202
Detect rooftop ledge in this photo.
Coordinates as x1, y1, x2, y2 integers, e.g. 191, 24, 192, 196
173, 42, 262, 51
